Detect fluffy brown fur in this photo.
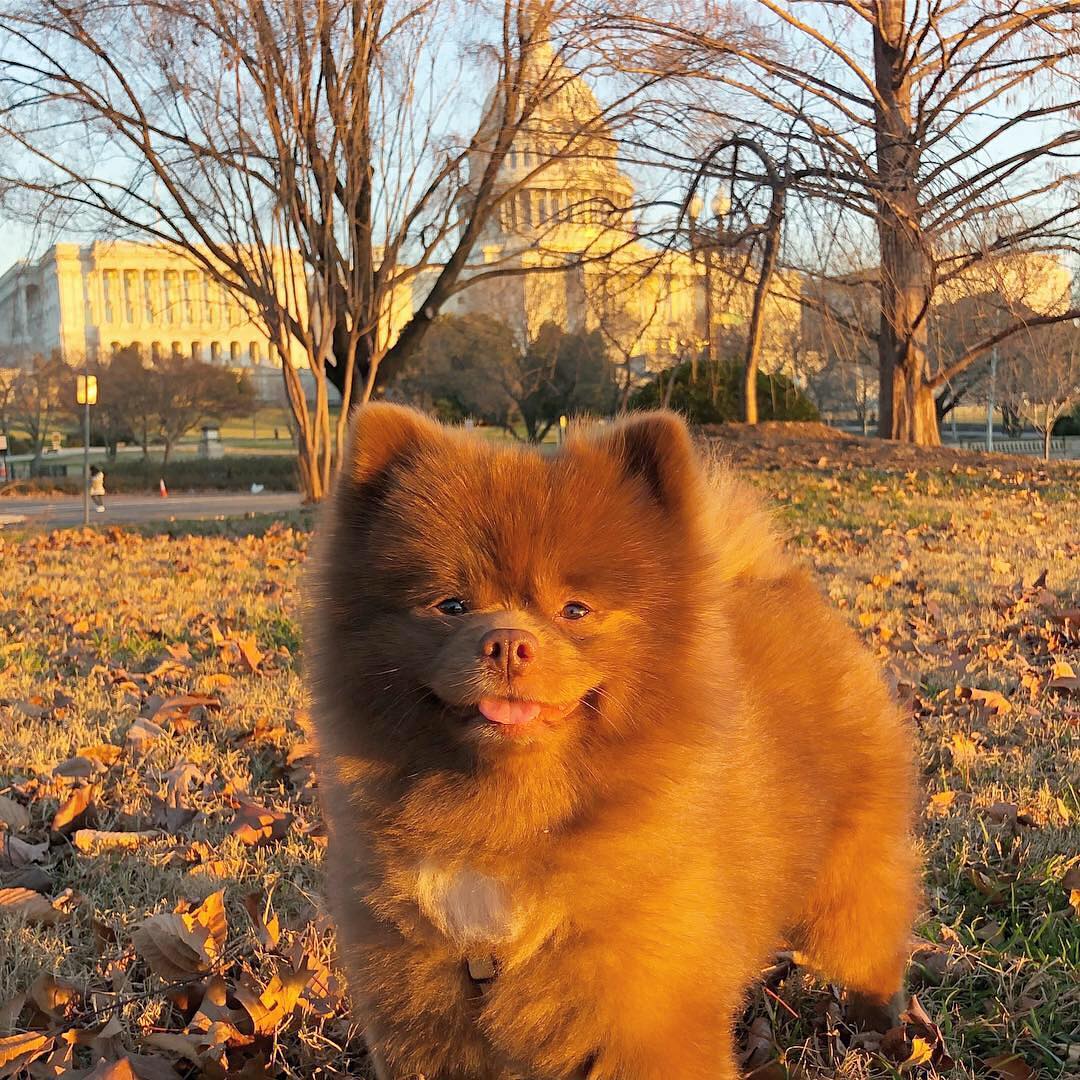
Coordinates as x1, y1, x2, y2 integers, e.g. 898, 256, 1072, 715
305, 404, 919, 1080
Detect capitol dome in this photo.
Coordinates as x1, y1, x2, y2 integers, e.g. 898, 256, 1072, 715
468, 37, 636, 248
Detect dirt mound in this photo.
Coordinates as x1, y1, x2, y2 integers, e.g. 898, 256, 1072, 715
693, 420, 1079, 477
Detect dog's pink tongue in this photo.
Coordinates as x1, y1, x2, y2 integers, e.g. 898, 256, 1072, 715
478, 698, 542, 725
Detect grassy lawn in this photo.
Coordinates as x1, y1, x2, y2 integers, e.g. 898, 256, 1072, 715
0, 429, 1076, 1078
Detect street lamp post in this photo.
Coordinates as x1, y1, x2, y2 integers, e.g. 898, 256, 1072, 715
76, 372, 98, 525
985, 346, 997, 453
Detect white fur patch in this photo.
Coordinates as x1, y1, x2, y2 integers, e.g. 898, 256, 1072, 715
414, 864, 515, 945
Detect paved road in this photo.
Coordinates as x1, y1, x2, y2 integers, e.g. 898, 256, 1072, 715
0, 492, 302, 529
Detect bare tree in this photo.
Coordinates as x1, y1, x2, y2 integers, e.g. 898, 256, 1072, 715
6, 352, 71, 470
998, 321, 1080, 460
595, 0, 1080, 445
0, 1, 655, 499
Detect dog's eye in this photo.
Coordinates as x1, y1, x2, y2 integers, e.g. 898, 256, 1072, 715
560, 601, 591, 620
435, 598, 468, 616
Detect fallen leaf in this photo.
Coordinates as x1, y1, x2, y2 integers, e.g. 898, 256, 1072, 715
54, 755, 108, 779
0, 798, 29, 833
198, 673, 235, 693
967, 687, 1011, 713
73, 830, 159, 854
132, 890, 227, 980
0, 836, 48, 870
82, 1058, 139, 1080
229, 797, 293, 847
233, 635, 264, 674
27, 974, 80, 1021
126, 717, 167, 749
985, 1052, 1036, 1080
77, 744, 124, 767
151, 695, 222, 727
900, 1035, 935, 1069
949, 731, 979, 765
928, 791, 956, 815
975, 919, 1005, 947
51, 785, 95, 832
0, 888, 67, 926
0, 1031, 53, 1076
241, 891, 280, 949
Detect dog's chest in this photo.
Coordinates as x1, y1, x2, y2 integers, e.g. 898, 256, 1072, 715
414, 864, 518, 945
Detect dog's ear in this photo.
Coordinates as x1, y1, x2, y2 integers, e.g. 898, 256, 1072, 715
574, 411, 703, 518
345, 402, 441, 492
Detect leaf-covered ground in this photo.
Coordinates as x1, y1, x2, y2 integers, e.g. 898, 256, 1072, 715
0, 433, 1077, 1079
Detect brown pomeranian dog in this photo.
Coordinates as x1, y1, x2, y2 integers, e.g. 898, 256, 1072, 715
305, 404, 919, 1080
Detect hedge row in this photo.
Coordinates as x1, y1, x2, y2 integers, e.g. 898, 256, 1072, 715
2, 454, 298, 495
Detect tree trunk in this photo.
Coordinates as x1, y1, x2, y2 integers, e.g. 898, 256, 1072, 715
1044, 421, 1053, 461
743, 183, 784, 425
873, 0, 940, 446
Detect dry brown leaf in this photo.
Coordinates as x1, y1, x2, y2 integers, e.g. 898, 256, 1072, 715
73, 830, 159, 855
0, 1032, 53, 1077
229, 798, 293, 847
0, 835, 48, 870
985, 1053, 1036, 1080
198, 673, 235, 693
949, 731, 979, 765
241, 891, 280, 949
51, 785, 95, 832
125, 717, 167, 749
151, 695, 222, 728
927, 791, 956, 816
81, 1058, 139, 1080
0, 797, 29, 833
121, 1054, 183, 1080
163, 761, 204, 800
233, 635, 264, 674
77, 744, 124, 767
233, 963, 311, 1036
27, 974, 79, 1021
966, 687, 1011, 713
53, 756, 104, 779
0, 888, 67, 926
132, 890, 227, 980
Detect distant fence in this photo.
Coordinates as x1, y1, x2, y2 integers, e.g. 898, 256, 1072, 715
950, 435, 1078, 458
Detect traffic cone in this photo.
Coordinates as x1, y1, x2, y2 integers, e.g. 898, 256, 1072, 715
159, 478, 168, 498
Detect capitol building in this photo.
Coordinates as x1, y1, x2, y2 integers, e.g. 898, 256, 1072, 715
1, 31, 1073, 408
0, 35, 803, 397
0, 241, 307, 399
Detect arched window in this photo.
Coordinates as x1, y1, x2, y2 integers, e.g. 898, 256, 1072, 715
249, 341, 261, 365
210, 341, 222, 363
192, 341, 203, 361
111, 340, 121, 356
230, 341, 241, 363
151, 341, 162, 362
171, 340, 182, 358
509, 148, 518, 170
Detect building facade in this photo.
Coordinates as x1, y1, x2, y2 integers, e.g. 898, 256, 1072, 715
437, 39, 801, 383
0, 241, 308, 398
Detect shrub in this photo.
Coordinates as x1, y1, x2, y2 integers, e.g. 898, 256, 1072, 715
629, 361, 819, 424
105, 455, 298, 492
2, 455, 298, 495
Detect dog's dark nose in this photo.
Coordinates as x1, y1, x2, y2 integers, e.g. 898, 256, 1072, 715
478, 628, 538, 677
